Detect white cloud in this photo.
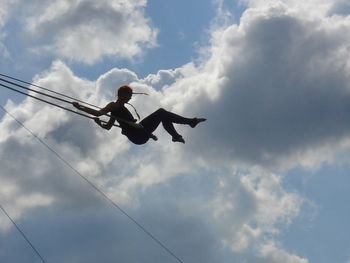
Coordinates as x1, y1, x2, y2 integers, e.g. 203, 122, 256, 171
0, 61, 122, 228
203, 168, 303, 255
175, 2, 350, 170
1, 0, 158, 64
241, 0, 333, 17
0, 61, 222, 262
260, 241, 308, 263
0, 58, 305, 261
26, 0, 157, 64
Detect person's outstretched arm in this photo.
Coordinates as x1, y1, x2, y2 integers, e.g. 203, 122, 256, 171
72, 102, 105, 116
72, 101, 117, 116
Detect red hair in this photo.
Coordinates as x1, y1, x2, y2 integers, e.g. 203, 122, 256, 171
117, 85, 133, 98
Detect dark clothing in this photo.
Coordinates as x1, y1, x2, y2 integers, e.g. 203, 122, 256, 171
108, 104, 144, 144
140, 108, 193, 137
113, 107, 194, 145
110, 104, 137, 123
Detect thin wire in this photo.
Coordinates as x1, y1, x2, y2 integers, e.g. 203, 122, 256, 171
0, 80, 156, 139
0, 73, 100, 109
0, 74, 149, 126
0, 73, 146, 119
0, 77, 134, 128
0, 105, 184, 263
0, 82, 121, 128
0, 204, 46, 263
0, 77, 73, 105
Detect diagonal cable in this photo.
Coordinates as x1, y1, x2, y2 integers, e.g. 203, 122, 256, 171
0, 204, 46, 263
0, 104, 184, 263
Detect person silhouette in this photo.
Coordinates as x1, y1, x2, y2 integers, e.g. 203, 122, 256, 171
73, 85, 206, 145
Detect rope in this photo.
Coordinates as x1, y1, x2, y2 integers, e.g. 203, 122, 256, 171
126, 102, 141, 120
0, 104, 184, 263
0, 77, 74, 105
0, 73, 100, 109
0, 204, 46, 263
0, 74, 149, 128
0, 81, 121, 128
0, 74, 145, 122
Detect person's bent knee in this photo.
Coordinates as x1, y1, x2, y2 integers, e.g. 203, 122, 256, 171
155, 108, 167, 116
156, 108, 166, 113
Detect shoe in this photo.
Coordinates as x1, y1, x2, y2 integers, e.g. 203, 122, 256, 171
172, 135, 185, 144
190, 118, 207, 128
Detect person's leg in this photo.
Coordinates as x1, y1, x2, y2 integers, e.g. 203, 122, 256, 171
140, 108, 196, 142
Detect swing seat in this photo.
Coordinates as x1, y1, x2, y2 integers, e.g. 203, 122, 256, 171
119, 119, 157, 144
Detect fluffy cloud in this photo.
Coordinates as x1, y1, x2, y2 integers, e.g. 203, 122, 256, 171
177, 3, 350, 170
241, 0, 332, 17
259, 241, 308, 263
0, 61, 216, 262
0, 59, 305, 262
1, 0, 157, 64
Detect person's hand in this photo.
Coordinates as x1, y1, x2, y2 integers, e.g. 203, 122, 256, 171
72, 102, 81, 109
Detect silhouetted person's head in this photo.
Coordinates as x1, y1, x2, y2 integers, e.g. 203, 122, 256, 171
117, 85, 133, 103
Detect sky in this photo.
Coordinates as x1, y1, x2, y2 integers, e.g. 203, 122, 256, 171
1, 0, 350, 262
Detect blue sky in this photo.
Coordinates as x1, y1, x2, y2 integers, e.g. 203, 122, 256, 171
1, 0, 350, 263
